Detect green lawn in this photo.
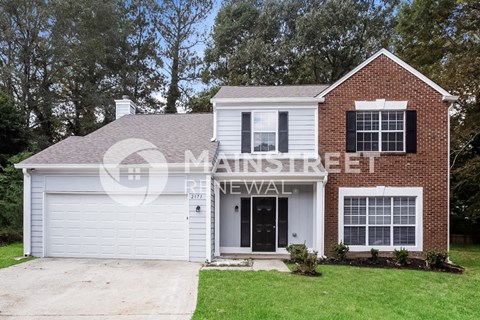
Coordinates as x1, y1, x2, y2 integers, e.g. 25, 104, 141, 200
0, 243, 34, 269
193, 245, 480, 320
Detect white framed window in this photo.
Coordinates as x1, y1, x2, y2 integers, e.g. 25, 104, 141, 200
356, 111, 405, 152
252, 111, 277, 153
339, 187, 423, 251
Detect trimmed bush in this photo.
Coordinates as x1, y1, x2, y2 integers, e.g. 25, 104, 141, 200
370, 248, 379, 264
331, 241, 349, 261
425, 250, 448, 269
393, 247, 410, 266
0, 227, 22, 245
286, 243, 308, 263
286, 243, 320, 276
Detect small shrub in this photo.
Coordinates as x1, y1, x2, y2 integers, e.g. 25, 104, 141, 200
287, 243, 320, 276
393, 247, 410, 266
286, 243, 308, 263
370, 248, 379, 264
331, 241, 349, 261
425, 250, 448, 269
0, 227, 22, 245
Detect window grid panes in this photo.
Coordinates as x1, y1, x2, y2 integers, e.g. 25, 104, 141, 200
356, 111, 405, 152
253, 112, 277, 152
344, 196, 416, 247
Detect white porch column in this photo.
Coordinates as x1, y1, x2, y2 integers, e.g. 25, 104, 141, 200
214, 181, 220, 257
316, 181, 325, 257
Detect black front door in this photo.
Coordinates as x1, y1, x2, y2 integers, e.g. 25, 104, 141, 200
252, 197, 276, 252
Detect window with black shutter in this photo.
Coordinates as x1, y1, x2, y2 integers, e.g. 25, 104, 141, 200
347, 110, 413, 153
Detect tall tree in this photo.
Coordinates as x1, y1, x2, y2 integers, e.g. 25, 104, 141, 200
395, 0, 480, 221
296, 0, 399, 83
0, 91, 29, 164
204, 0, 399, 86
204, 0, 293, 85
49, 0, 165, 135
0, 0, 56, 148
116, 0, 164, 114
158, 0, 214, 113
186, 86, 219, 113
49, 0, 124, 135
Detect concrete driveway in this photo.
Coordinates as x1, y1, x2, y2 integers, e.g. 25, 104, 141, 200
0, 258, 201, 320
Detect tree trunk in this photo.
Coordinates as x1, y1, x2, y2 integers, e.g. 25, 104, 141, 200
165, 46, 180, 113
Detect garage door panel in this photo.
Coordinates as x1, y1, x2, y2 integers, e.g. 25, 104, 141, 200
45, 194, 189, 260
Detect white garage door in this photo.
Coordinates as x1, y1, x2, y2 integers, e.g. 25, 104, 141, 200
45, 194, 189, 260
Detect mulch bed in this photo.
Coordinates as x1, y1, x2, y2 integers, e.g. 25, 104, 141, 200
318, 257, 464, 274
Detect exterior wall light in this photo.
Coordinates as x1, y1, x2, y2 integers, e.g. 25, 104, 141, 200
234, 205, 239, 213
196, 205, 201, 213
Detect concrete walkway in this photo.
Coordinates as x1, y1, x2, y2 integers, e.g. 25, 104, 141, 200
0, 258, 201, 320
203, 259, 290, 272
252, 259, 290, 272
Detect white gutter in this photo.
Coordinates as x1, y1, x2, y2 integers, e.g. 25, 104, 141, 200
210, 97, 325, 104
22, 169, 32, 256
443, 95, 459, 102
14, 163, 214, 172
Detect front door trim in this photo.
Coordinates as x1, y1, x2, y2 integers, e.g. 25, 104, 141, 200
251, 196, 278, 252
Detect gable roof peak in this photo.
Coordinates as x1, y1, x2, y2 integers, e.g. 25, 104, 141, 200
316, 48, 458, 101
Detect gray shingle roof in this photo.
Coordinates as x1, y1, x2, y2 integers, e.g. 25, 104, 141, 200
213, 85, 329, 99
19, 113, 218, 166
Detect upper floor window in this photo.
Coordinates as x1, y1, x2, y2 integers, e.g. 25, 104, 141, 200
253, 111, 277, 152
356, 111, 405, 152
242, 111, 288, 154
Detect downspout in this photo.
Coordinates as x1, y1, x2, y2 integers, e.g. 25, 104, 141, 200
321, 175, 328, 258
447, 103, 453, 253
22, 168, 32, 256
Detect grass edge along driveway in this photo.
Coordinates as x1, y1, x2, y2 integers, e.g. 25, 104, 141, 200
0, 243, 34, 269
193, 245, 480, 320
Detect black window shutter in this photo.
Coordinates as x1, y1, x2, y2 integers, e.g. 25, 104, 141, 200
241, 112, 251, 153
278, 112, 288, 153
406, 110, 417, 153
278, 198, 288, 248
346, 111, 357, 152
240, 197, 251, 247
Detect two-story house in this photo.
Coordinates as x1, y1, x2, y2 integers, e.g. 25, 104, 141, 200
16, 49, 457, 262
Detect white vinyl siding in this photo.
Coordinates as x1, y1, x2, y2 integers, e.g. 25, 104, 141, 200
216, 107, 316, 156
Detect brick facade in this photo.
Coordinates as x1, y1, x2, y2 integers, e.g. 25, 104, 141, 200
319, 55, 450, 253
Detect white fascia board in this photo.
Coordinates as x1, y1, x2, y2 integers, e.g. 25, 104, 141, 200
211, 97, 324, 105
214, 173, 328, 182
219, 153, 319, 160
317, 48, 455, 100
14, 163, 214, 173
